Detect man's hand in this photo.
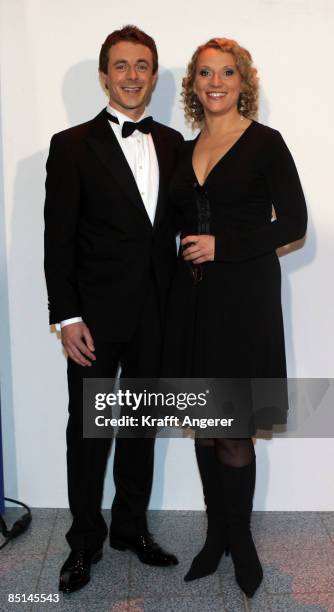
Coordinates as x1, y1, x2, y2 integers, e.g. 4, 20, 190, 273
61, 322, 96, 366
181, 235, 215, 264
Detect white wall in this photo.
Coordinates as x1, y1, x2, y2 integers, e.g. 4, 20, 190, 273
0, 0, 333, 510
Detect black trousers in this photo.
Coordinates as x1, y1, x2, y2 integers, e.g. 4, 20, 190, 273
65, 280, 161, 551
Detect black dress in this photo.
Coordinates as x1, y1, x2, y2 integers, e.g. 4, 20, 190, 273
163, 121, 307, 431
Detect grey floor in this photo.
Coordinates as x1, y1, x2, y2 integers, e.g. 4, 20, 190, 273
1, 509, 334, 612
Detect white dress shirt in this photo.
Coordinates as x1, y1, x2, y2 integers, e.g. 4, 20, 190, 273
57, 105, 159, 330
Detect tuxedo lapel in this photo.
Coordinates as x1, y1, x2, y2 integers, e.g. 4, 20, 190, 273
86, 110, 151, 222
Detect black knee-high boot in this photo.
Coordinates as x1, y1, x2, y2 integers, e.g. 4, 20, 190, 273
184, 444, 228, 581
222, 456, 263, 598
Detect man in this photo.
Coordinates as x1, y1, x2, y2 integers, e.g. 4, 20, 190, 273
44, 25, 183, 593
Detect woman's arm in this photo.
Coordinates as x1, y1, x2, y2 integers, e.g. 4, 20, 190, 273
214, 130, 307, 262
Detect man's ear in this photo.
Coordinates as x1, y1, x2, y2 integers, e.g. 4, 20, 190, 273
99, 70, 108, 91
152, 71, 158, 90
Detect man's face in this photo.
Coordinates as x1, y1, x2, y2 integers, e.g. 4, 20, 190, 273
100, 41, 157, 119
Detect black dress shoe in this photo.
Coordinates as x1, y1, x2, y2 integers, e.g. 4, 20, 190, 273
109, 532, 178, 566
59, 549, 103, 593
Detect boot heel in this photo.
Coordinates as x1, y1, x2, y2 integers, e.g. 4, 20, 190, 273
92, 550, 103, 563
109, 538, 127, 551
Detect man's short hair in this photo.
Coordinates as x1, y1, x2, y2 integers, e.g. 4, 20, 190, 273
99, 25, 158, 74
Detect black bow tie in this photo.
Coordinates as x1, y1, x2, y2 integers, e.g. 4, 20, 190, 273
122, 117, 153, 138
105, 111, 153, 138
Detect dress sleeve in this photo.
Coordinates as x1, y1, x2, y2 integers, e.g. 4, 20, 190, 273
214, 130, 307, 262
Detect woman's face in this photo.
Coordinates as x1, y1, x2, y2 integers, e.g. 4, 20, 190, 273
193, 48, 243, 118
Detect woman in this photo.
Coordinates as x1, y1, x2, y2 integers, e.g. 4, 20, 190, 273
164, 38, 307, 597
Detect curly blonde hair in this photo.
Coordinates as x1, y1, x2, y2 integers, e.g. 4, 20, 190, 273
182, 37, 259, 127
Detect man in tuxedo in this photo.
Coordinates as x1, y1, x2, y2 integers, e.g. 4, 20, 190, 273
44, 25, 183, 593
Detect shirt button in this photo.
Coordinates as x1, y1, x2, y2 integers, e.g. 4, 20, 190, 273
139, 165, 143, 169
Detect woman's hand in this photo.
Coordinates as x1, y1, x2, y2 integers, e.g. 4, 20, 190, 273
181, 235, 215, 264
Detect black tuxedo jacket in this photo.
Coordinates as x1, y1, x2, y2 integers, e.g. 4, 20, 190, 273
44, 109, 183, 341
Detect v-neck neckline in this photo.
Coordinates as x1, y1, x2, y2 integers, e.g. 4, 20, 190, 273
191, 120, 256, 187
